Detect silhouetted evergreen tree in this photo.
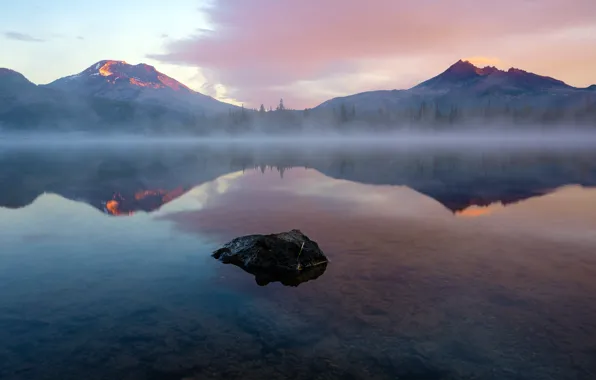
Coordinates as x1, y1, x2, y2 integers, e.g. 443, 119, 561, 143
340, 103, 349, 123
418, 101, 428, 121
240, 104, 248, 122
484, 99, 492, 119
276, 98, 285, 111
449, 105, 459, 124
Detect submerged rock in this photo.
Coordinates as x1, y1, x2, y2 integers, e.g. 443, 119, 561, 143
212, 229, 328, 287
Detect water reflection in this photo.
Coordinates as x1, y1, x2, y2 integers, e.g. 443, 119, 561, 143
1, 145, 596, 380
158, 167, 596, 380
1, 145, 596, 216
236, 262, 328, 287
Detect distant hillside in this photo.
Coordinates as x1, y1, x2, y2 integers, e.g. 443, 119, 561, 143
46, 60, 233, 115
1, 59, 595, 134
0, 61, 238, 133
316, 60, 596, 129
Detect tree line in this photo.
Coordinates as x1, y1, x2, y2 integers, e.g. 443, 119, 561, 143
195, 95, 596, 135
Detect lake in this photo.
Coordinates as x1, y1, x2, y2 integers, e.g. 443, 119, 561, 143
1, 142, 595, 380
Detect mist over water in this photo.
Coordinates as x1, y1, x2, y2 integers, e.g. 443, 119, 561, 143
1, 133, 596, 380
3, 128, 596, 150
3, 0, 596, 376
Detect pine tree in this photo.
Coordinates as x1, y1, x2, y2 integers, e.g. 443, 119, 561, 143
418, 101, 427, 121
378, 107, 385, 123
484, 99, 492, 119
276, 98, 285, 111
434, 105, 442, 122
340, 103, 349, 123
259, 104, 266, 113
449, 105, 458, 124
240, 104, 248, 122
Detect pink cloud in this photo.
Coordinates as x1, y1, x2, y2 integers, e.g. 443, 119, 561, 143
149, 0, 596, 107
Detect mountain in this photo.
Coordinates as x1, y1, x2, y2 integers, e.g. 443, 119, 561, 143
1, 59, 595, 133
0, 61, 240, 132
413, 60, 501, 91
45, 60, 233, 115
0, 68, 36, 89
316, 60, 596, 126
0, 68, 50, 105
0, 68, 101, 129
0, 69, 37, 109
413, 60, 570, 93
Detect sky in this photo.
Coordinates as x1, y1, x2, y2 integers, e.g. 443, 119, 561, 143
1, 0, 596, 108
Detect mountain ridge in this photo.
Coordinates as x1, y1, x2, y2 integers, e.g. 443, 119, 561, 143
0, 68, 37, 89
0, 60, 243, 131
412, 60, 571, 91
48, 60, 194, 92
315, 59, 595, 124
44, 60, 236, 115
4, 58, 591, 105
1, 59, 595, 132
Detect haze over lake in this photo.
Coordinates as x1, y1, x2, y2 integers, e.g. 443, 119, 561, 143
3, 0, 596, 378
1, 141, 595, 380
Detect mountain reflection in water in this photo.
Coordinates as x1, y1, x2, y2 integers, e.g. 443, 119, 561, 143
1, 145, 595, 216
0, 144, 596, 380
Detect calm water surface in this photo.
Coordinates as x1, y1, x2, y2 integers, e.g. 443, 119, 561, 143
1, 144, 595, 380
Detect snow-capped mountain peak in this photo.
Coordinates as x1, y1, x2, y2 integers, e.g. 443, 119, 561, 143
43, 60, 236, 115
57, 60, 193, 92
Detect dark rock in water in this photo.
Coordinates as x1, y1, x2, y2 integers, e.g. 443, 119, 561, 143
212, 229, 328, 287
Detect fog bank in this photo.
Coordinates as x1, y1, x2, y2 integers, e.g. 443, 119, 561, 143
3, 129, 596, 151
